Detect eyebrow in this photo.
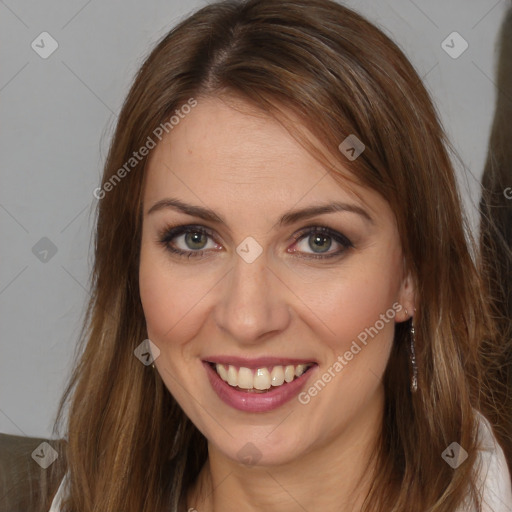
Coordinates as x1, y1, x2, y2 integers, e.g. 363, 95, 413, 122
146, 197, 373, 226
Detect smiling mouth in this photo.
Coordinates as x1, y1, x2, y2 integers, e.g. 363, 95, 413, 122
207, 362, 316, 393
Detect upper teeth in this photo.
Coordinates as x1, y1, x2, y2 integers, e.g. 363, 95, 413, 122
214, 363, 313, 390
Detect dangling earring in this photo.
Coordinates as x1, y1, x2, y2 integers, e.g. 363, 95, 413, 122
408, 312, 418, 393
404, 309, 418, 392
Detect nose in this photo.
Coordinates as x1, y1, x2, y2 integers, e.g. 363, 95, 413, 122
213, 247, 292, 345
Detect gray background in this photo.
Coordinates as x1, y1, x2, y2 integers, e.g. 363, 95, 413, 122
0, 0, 509, 439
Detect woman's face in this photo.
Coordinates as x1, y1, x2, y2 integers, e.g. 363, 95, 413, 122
139, 95, 414, 466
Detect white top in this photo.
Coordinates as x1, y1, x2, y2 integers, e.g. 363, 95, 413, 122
464, 411, 512, 512
49, 411, 512, 511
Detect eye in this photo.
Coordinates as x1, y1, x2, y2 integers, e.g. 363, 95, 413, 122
289, 225, 353, 260
157, 224, 220, 259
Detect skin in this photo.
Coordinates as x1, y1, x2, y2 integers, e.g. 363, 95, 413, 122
139, 95, 415, 512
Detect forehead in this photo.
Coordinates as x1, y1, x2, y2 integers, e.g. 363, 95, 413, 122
143, 96, 387, 219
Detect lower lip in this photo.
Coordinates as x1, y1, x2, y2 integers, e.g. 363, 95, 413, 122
203, 361, 317, 413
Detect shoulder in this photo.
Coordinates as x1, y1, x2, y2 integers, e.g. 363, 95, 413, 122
48, 472, 68, 512
470, 410, 512, 512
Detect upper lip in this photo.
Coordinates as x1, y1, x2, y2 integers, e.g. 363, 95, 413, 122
203, 356, 318, 368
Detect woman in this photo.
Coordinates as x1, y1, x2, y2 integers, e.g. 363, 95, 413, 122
44, 0, 512, 510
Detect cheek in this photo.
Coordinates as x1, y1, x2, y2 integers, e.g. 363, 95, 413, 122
290, 251, 402, 359
138, 238, 208, 346
334, 277, 395, 342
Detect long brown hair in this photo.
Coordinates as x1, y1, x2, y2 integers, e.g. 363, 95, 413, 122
41, 1, 509, 510
479, 4, 512, 475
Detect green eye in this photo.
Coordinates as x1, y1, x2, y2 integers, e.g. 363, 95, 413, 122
289, 226, 353, 260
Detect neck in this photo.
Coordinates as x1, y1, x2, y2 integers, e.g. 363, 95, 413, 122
187, 387, 385, 512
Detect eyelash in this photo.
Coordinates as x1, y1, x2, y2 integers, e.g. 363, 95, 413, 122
157, 224, 354, 261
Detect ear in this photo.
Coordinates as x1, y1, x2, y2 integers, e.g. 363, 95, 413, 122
395, 257, 416, 323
